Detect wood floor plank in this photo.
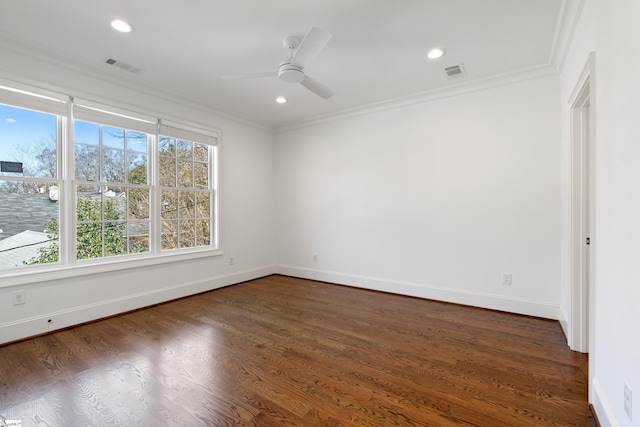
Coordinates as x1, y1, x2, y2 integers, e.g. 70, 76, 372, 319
0, 275, 596, 426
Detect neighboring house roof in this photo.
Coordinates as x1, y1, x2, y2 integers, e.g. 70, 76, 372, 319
0, 192, 58, 241
0, 230, 53, 268
0, 193, 57, 268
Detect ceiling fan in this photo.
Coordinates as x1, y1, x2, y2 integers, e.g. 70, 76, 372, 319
219, 26, 335, 100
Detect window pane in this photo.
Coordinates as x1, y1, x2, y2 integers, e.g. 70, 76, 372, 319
127, 153, 147, 184
161, 190, 178, 219
196, 192, 209, 219
129, 223, 149, 254
75, 121, 99, 145
193, 143, 208, 163
102, 149, 125, 183
179, 191, 195, 219
0, 181, 60, 269
195, 219, 210, 246
179, 219, 195, 248
161, 220, 177, 250
194, 162, 208, 189
0, 104, 57, 179
76, 222, 103, 259
126, 130, 147, 153
104, 192, 125, 221
128, 188, 149, 219
159, 156, 175, 187
159, 137, 175, 156
177, 160, 193, 187
102, 126, 125, 149
104, 221, 127, 257
177, 139, 192, 159
74, 145, 100, 181
76, 187, 103, 222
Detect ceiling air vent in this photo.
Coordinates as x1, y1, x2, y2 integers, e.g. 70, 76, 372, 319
444, 64, 465, 78
105, 58, 142, 74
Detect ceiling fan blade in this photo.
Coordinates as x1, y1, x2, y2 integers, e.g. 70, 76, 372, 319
300, 75, 334, 100
218, 72, 275, 81
290, 26, 332, 68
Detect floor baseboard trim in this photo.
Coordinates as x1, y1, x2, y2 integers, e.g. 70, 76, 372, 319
558, 308, 571, 344
0, 265, 277, 345
275, 265, 559, 319
591, 377, 618, 427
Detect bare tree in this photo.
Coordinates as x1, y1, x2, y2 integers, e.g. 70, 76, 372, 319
5, 135, 57, 193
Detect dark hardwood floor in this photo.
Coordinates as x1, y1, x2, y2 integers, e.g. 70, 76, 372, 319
0, 275, 596, 426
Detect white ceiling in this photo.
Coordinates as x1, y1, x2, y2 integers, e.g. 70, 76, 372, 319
0, 0, 568, 129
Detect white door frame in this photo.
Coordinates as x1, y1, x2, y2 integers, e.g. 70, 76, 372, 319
568, 52, 596, 356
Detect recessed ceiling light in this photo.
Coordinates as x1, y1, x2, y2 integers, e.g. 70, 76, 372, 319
111, 19, 134, 33
275, 96, 287, 104
427, 48, 445, 59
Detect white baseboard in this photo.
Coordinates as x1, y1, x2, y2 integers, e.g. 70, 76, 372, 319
276, 265, 559, 319
592, 377, 618, 427
0, 265, 276, 345
558, 308, 570, 342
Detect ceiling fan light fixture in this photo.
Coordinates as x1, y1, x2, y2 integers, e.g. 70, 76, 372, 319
220, 27, 333, 100
427, 48, 445, 59
111, 19, 134, 33
278, 62, 305, 84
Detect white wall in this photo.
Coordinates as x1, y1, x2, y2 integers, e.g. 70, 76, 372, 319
275, 75, 561, 318
0, 44, 277, 344
590, 1, 640, 425
558, 0, 640, 425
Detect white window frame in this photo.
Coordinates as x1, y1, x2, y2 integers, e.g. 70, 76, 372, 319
0, 81, 221, 288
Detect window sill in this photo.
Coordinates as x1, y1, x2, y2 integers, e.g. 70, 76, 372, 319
0, 248, 223, 288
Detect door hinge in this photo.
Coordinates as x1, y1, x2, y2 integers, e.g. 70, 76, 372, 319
586, 237, 591, 245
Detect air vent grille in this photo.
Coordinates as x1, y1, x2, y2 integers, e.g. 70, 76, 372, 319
445, 64, 466, 78
105, 58, 142, 74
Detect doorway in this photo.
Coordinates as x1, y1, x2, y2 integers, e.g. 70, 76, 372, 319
569, 53, 595, 355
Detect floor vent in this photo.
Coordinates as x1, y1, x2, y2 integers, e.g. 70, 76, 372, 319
105, 58, 142, 74
445, 64, 466, 78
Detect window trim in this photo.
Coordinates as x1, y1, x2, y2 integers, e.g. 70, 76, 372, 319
1, 247, 223, 287
0, 82, 222, 288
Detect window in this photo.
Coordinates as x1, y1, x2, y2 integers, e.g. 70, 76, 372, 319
0, 84, 219, 276
73, 102, 156, 261
158, 121, 216, 251
0, 88, 64, 270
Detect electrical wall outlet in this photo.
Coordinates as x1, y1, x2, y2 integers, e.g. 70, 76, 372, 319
12, 290, 26, 306
229, 257, 234, 266
313, 253, 318, 262
624, 383, 632, 420
502, 272, 512, 286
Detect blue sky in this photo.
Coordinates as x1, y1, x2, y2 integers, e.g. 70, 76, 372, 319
0, 104, 57, 162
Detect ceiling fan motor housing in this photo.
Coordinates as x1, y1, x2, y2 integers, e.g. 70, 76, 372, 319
279, 62, 305, 83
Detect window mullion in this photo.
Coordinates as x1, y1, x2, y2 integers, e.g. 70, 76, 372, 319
150, 132, 160, 255
62, 97, 75, 265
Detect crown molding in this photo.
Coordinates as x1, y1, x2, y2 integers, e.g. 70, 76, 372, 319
550, 0, 588, 72
276, 64, 558, 133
